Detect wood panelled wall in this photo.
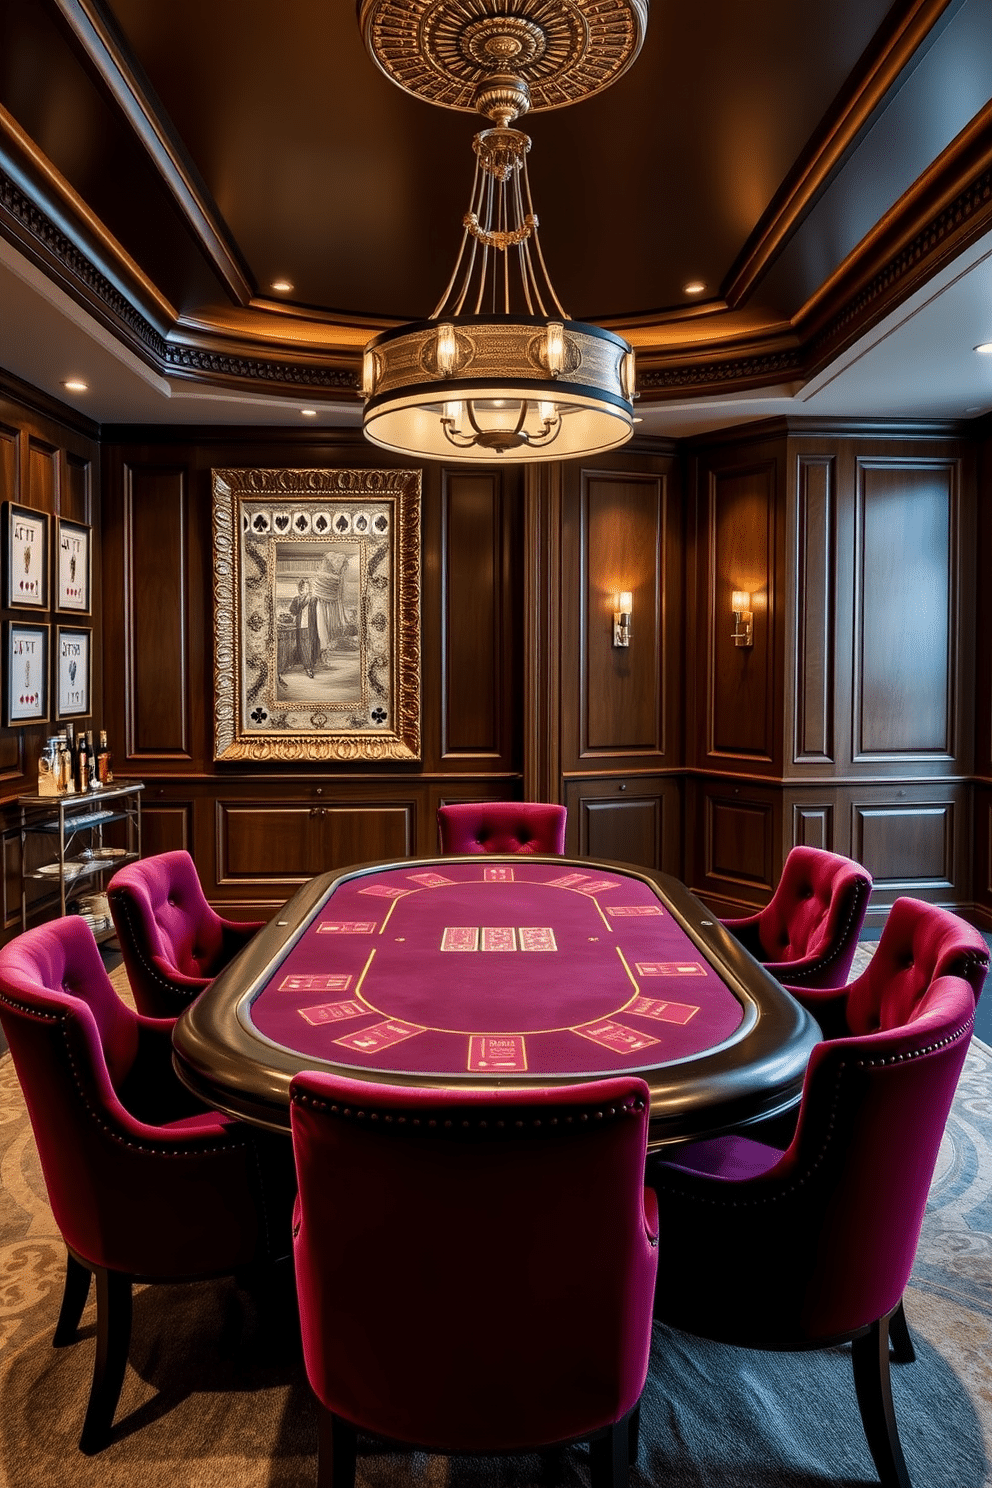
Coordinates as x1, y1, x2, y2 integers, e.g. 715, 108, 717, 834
0, 382, 101, 934
1, 383, 988, 935
684, 425, 977, 928
99, 432, 523, 917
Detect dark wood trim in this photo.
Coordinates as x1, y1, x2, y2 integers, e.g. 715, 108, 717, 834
722, 0, 966, 306
52, 0, 254, 305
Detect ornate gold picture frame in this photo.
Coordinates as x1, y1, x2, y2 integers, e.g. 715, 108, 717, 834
212, 468, 421, 763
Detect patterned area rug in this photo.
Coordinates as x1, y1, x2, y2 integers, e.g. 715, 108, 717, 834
0, 965, 989, 1487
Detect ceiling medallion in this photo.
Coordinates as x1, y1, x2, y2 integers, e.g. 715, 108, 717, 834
357, 0, 647, 464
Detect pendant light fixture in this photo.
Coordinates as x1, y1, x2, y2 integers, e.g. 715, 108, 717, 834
358, 0, 649, 463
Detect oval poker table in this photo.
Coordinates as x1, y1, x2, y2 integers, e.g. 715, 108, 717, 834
172, 856, 821, 1149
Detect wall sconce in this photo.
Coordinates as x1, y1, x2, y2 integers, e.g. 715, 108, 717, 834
731, 590, 753, 648
613, 591, 632, 648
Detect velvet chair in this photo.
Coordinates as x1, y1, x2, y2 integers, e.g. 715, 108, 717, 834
0, 917, 296, 1453
783, 894, 989, 1040
437, 800, 567, 855
107, 849, 265, 1017
290, 1073, 658, 1488
646, 957, 981, 1488
721, 845, 872, 989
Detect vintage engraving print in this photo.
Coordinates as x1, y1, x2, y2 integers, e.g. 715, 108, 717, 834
212, 468, 421, 762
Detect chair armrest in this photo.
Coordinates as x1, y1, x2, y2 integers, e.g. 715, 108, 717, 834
220, 917, 265, 961
119, 1013, 219, 1124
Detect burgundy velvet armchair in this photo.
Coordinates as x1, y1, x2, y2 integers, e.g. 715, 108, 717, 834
290, 1073, 658, 1488
107, 849, 265, 1017
437, 800, 567, 855
646, 948, 981, 1488
721, 845, 872, 989
0, 916, 295, 1453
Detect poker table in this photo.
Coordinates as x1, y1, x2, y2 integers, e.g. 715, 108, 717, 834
172, 856, 821, 1149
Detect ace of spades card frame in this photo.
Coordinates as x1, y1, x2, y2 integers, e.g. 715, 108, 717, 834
212, 467, 421, 762
3, 502, 50, 610
55, 625, 91, 720
55, 517, 92, 613
3, 620, 50, 725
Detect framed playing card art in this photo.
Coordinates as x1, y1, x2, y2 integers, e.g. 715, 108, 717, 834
3, 621, 49, 725
55, 517, 92, 613
212, 467, 421, 763
3, 502, 49, 609
55, 625, 91, 719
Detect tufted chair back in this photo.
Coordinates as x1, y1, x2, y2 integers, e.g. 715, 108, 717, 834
290, 1073, 657, 1485
722, 846, 872, 989
844, 896, 988, 1032
108, 850, 264, 1018
437, 801, 567, 856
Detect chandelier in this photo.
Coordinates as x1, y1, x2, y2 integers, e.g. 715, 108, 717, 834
358, 0, 649, 463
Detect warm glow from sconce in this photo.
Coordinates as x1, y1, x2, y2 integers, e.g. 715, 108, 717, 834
731, 589, 753, 648
62, 379, 88, 393
683, 281, 706, 296
270, 279, 294, 293
614, 590, 632, 648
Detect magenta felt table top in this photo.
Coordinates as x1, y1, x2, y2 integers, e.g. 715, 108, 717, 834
247, 862, 745, 1078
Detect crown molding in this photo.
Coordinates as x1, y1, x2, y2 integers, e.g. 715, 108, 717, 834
798, 102, 992, 374
722, 0, 966, 307
51, 0, 254, 305
1, 65, 989, 410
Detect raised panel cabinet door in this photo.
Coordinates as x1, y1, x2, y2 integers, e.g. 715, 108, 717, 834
124, 465, 191, 759
442, 471, 503, 759
855, 460, 956, 759
581, 473, 663, 755
708, 462, 776, 763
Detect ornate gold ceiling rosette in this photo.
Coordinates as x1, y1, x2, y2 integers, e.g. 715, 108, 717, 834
358, 0, 649, 117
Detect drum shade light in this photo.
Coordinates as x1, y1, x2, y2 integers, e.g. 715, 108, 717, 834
358, 0, 648, 463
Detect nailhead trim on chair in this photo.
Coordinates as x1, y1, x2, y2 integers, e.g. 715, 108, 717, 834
109, 893, 206, 1001
291, 1091, 647, 1133
654, 1015, 974, 1211
0, 987, 251, 1158
770, 877, 870, 985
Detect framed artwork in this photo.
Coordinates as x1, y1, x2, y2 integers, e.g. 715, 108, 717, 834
212, 467, 421, 762
3, 621, 49, 725
3, 502, 49, 609
55, 517, 92, 613
55, 625, 91, 719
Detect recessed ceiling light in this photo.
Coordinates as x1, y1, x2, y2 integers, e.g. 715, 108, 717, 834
682, 281, 706, 296
62, 378, 88, 393
271, 279, 294, 293
301, 408, 318, 418
975, 342, 992, 354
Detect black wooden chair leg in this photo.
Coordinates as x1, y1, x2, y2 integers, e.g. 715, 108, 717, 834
590, 1411, 632, 1488
53, 1251, 92, 1346
627, 1400, 641, 1465
78, 1269, 132, 1454
851, 1316, 912, 1488
888, 1298, 916, 1364
317, 1408, 357, 1488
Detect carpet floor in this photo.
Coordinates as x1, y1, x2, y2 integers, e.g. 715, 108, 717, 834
0, 961, 989, 1488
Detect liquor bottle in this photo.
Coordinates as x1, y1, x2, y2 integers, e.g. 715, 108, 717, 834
86, 729, 99, 790
64, 724, 77, 794
77, 731, 90, 793
97, 729, 113, 785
